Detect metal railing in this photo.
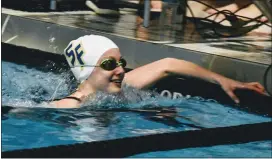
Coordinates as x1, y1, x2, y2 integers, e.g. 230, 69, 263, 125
253, 0, 272, 22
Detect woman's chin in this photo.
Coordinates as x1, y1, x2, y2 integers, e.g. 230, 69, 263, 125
107, 84, 122, 94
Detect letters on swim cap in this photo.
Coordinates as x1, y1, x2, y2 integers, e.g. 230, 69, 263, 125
64, 35, 118, 82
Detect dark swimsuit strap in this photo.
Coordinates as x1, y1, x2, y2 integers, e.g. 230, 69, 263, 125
63, 96, 82, 102
53, 96, 82, 102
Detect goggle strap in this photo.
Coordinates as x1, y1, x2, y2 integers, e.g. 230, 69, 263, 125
71, 58, 126, 69
71, 65, 98, 68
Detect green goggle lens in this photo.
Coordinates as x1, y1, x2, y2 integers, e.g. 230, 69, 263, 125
100, 58, 127, 71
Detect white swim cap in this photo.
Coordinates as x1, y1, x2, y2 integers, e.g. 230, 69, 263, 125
64, 35, 118, 83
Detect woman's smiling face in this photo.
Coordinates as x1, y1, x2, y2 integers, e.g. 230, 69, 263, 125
87, 48, 125, 93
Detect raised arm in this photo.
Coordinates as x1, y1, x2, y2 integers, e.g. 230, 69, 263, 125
124, 58, 265, 103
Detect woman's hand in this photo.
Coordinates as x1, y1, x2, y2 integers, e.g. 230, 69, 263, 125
218, 78, 266, 104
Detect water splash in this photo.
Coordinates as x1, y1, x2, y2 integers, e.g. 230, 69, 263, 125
2, 61, 73, 107
2, 60, 222, 109
81, 84, 167, 109
49, 79, 65, 102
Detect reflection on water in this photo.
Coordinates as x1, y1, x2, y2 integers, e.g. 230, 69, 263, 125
131, 141, 272, 158
210, 43, 272, 54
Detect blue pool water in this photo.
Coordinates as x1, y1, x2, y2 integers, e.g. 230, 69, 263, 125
2, 60, 272, 157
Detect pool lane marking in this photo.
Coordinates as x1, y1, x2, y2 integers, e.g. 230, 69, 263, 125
5, 35, 18, 43
2, 15, 10, 35
2, 122, 271, 158
208, 55, 217, 71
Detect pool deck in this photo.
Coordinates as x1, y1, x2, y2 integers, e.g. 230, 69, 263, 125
1, 8, 271, 89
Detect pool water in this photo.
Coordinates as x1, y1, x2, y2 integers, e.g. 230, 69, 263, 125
2, 60, 272, 157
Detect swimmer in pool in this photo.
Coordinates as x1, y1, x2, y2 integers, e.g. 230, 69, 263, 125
51, 35, 265, 108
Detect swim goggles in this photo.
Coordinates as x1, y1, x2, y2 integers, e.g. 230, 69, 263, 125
72, 57, 127, 71
99, 57, 127, 71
